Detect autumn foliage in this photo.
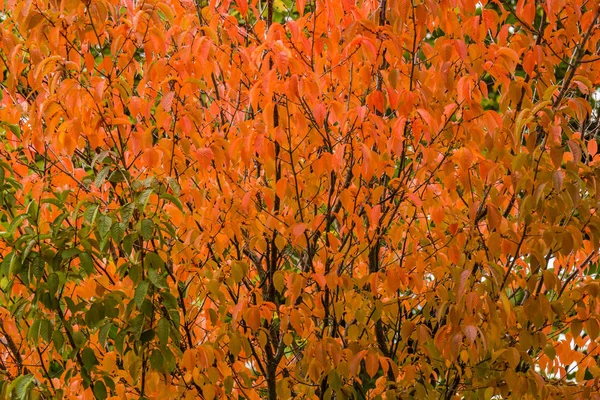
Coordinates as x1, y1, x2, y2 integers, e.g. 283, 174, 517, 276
1, 0, 600, 398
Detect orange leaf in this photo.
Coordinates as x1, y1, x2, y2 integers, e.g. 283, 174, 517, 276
196, 147, 214, 169
463, 325, 477, 344
586, 318, 599, 340
588, 140, 598, 157
365, 351, 379, 378
161, 91, 175, 111
246, 307, 261, 331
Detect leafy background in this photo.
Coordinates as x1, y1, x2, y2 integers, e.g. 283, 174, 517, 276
0, 0, 600, 398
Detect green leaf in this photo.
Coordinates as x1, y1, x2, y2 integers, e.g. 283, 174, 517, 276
140, 218, 154, 241
141, 298, 154, 317
97, 215, 112, 239
104, 297, 119, 318
82, 347, 98, 371
84, 204, 99, 225
93, 381, 107, 400
108, 169, 127, 183
128, 314, 144, 339
86, 303, 105, 328
119, 203, 135, 222
98, 236, 109, 252
53, 330, 64, 351
47, 272, 59, 295
28, 319, 40, 342
79, 252, 95, 275
128, 262, 141, 284
11, 298, 28, 319
41, 197, 67, 208
11, 374, 33, 399
98, 322, 112, 347
137, 188, 153, 210
115, 330, 126, 355
111, 222, 125, 243
140, 329, 155, 343
94, 166, 111, 188
148, 268, 166, 288
161, 291, 178, 311
0, 252, 13, 277
135, 281, 149, 308
328, 371, 342, 390
103, 376, 115, 391
39, 319, 52, 342
22, 239, 36, 263
27, 318, 51, 343
1, 122, 21, 138
225, 375, 234, 394
61, 247, 81, 260
9, 253, 22, 276
90, 150, 109, 168
30, 256, 45, 279
0, 214, 27, 238
166, 177, 181, 195
0, 162, 5, 188
160, 193, 183, 211
144, 252, 164, 269
73, 331, 87, 348
149, 349, 164, 372
123, 233, 135, 254
157, 318, 170, 345
160, 345, 176, 373
27, 199, 39, 219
